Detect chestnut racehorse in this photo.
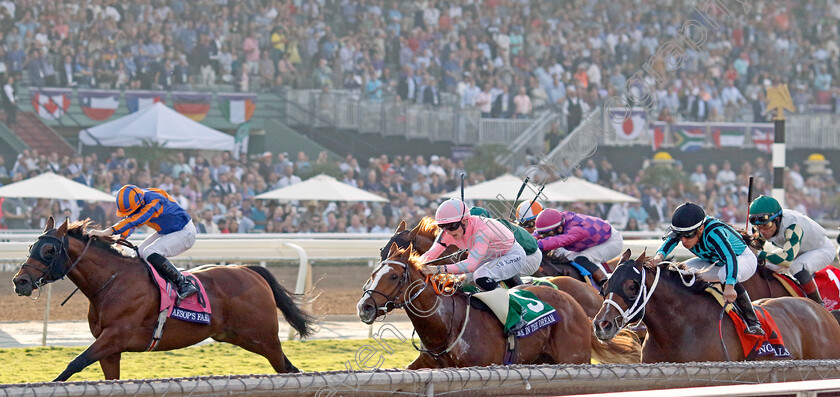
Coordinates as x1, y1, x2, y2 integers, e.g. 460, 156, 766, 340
359, 244, 641, 368
12, 218, 314, 381
593, 250, 840, 362
382, 219, 604, 316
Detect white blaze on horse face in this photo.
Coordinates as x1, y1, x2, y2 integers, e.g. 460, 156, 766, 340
369, 263, 395, 292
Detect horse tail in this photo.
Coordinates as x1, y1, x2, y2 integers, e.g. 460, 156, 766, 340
589, 329, 642, 364
246, 266, 316, 338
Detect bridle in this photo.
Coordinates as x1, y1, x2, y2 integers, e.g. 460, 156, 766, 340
601, 262, 661, 333
20, 231, 93, 293
361, 259, 427, 318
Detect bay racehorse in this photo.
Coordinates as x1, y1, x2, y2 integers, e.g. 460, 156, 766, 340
358, 243, 641, 368
383, 219, 604, 317
593, 250, 840, 362
12, 218, 314, 381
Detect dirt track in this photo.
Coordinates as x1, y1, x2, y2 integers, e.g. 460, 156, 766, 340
0, 265, 370, 322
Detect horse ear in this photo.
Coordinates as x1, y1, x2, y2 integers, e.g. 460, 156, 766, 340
406, 242, 414, 257
44, 217, 55, 232
395, 220, 406, 233
408, 223, 421, 240
620, 249, 632, 263
388, 242, 399, 258
635, 248, 647, 263
55, 217, 69, 237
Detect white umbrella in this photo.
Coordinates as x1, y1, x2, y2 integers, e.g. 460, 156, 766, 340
0, 172, 115, 201
439, 174, 576, 202
544, 177, 639, 203
255, 174, 389, 202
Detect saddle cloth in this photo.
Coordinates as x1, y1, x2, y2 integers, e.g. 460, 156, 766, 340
705, 286, 791, 360
815, 266, 840, 310
146, 261, 212, 324
471, 288, 559, 338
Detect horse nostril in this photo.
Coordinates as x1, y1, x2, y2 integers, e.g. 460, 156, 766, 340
363, 304, 374, 315
598, 320, 612, 330
15, 278, 28, 286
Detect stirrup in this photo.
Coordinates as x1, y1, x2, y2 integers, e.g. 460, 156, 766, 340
744, 322, 765, 336
176, 283, 199, 300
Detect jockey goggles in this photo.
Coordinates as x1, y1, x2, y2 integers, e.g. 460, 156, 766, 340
537, 228, 560, 238
674, 228, 699, 239
749, 212, 780, 225
439, 222, 462, 232
519, 219, 535, 229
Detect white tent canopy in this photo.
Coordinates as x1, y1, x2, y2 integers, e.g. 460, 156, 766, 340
0, 172, 114, 201
544, 177, 639, 203
78, 102, 234, 150
255, 174, 389, 202
439, 174, 575, 202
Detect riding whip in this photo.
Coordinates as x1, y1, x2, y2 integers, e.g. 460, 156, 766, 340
524, 184, 546, 222
745, 175, 754, 231
509, 176, 530, 221
460, 173, 465, 202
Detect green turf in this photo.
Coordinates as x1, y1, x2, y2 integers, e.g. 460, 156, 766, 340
0, 339, 418, 384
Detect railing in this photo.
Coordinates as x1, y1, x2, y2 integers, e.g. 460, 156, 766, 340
540, 108, 603, 179
496, 111, 558, 170
279, 89, 534, 145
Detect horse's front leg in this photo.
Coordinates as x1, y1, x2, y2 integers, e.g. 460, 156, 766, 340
99, 352, 122, 379
54, 330, 126, 381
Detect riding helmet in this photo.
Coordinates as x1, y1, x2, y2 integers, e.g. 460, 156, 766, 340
434, 198, 468, 225
749, 195, 783, 225
116, 185, 145, 217
516, 201, 544, 222
671, 202, 706, 232
535, 208, 565, 233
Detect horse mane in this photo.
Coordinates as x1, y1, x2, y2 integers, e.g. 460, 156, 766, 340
417, 216, 439, 239
66, 220, 132, 258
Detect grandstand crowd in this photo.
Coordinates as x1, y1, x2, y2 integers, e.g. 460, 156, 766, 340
1, 0, 840, 126
0, 148, 836, 234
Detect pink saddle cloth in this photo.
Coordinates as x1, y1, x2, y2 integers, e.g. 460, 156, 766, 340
147, 261, 212, 324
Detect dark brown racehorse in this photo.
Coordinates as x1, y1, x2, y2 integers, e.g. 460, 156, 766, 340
12, 218, 314, 381
359, 244, 641, 368
593, 250, 840, 362
383, 219, 604, 317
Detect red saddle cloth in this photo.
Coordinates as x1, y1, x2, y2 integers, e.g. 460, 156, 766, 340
147, 261, 212, 324
815, 266, 840, 310
727, 306, 791, 360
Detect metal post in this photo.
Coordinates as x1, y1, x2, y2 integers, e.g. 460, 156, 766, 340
285, 242, 309, 341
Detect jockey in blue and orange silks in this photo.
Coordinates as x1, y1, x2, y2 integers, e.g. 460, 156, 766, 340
89, 184, 199, 299
533, 208, 623, 288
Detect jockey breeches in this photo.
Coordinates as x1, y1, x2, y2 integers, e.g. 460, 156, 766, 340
685, 249, 757, 284
473, 241, 528, 282
788, 237, 836, 275
553, 226, 623, 270
138, 221, 197, 260
522, 249, 542, 277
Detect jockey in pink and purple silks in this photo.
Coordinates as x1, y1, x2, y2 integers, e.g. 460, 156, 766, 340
533, 208, 624, 288
418, 198, 534, 292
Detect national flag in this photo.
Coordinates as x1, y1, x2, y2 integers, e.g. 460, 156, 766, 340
609, 108, 646, 140
125, 91, 165, 113
649, 121, 666, 151
712, 125, 746, 148
172, 92, 212, 121
218, 93, 257, 124
30, 88, 71, 119
751, 125, 774, 153
233, 122, 251, 160
672, 125, 705, 152
78, 89, 120, 121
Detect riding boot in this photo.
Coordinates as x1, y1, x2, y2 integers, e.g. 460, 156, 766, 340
147, 253, 199, 300
574, 256, 608, 288
794, 269, 824, 306
733, 283, 764, 336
